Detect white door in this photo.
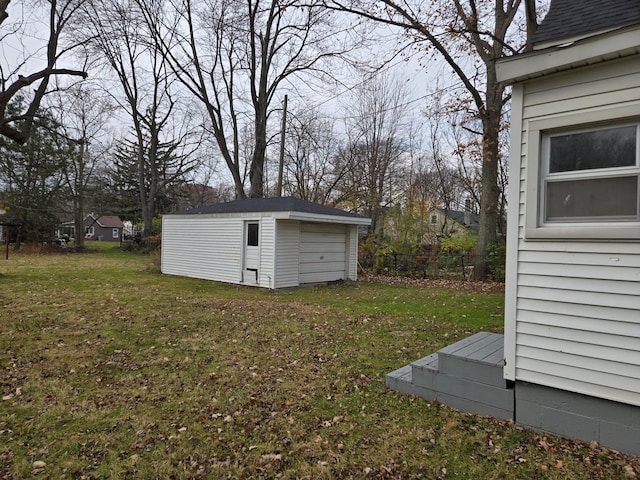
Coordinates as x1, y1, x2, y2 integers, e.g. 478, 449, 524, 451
243, 222, 260, 283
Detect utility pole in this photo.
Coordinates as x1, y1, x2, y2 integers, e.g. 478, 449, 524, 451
276, 95, 288, 197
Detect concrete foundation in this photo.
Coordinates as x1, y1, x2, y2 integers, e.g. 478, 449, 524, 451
516, 381, 640, 456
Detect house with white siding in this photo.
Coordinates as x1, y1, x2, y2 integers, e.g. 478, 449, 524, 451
161, 197, 370, 289
387, 0, 640, 456
497, 0, 640, 454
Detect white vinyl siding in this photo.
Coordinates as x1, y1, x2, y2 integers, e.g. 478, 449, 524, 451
274, 221, 300, 289
506, 54, 640, 406
299, 222, 347, 284
346, 225, 359, 281
162, 212, 365, 288
257, 218, 275, 288
162, 215, 242, 284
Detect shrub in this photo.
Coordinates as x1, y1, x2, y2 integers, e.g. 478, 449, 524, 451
439, 232, 476, 254
486, 242, 506, 282
139, 234, 161, 254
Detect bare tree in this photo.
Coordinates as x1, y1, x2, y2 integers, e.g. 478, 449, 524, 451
48, 82, 115, 249
81, 0, 200, 236
0, 0, 87, 144
136, 0, 356, 199
324, 0, 540, 279
281, 106, 344, 204
335, 73, 408, 241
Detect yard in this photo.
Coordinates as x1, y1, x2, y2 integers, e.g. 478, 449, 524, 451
0, 245, 637, 479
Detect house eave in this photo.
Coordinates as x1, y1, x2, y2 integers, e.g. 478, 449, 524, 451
496, 25, 640, 84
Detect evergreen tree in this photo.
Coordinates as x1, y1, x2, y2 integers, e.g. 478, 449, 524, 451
0, 99, 73, 247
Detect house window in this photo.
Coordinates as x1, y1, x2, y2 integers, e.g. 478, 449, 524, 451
247, 223, 259, 246
541, 124, 639, 223
525, 106, 640, 240
86, 226, 94, 237
112, 228, 119, 239
430, 214, 438, 225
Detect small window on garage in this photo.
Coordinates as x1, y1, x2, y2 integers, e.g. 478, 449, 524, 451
247, 223, 259, 246
112, 228, 119, 238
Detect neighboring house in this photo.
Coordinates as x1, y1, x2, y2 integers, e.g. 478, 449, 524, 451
429, 207, 479, 235
387, 0, 640, 456
385, 205, 479, 249
161, 197, 371, 289
59, 214, 125, 242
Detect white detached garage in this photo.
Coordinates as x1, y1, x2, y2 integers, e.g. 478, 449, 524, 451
161, 197, 371, 289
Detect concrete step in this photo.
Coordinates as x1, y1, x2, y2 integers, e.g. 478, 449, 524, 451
437, 332, 507, 388
386, 363, 514, 420
386, 332, 514, 420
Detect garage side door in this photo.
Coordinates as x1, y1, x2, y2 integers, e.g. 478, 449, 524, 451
299, 222, 346, 284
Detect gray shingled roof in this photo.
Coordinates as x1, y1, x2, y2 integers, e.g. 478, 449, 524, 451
532, 0, 640, 45
445, 209, 480, 232
170, 196, 367, 219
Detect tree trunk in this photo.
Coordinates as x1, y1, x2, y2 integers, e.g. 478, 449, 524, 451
74, 203, 84, 249
73, 141, 85, 249
135, 126, 154, 237
249, 132, 266, 198
473, 90, 501, 281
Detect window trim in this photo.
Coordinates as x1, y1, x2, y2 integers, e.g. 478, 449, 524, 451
112, 228, 119, 239
247, 222, 259, 247
525, 104, 640, 240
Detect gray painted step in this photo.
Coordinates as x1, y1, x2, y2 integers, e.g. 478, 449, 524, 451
386, 363, 514, 420
438, 332, 507, 388
386, 332, 514, 421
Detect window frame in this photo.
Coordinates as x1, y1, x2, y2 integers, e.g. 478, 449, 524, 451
247, 222, 259, 247
525, 105, 640, 240
112, 228, 119, 239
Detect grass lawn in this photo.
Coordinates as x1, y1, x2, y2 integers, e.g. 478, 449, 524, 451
0, 246, 637, 479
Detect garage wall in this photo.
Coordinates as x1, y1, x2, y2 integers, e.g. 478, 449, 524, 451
162, 215, 242, 284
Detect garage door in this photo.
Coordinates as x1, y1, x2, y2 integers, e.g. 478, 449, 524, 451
299, 222, 347, 284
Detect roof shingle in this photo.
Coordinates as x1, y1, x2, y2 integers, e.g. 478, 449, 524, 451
170, 196, 367, 219
532, 0, 640, 45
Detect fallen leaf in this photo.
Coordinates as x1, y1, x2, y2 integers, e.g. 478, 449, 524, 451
260, 453, 282, 463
